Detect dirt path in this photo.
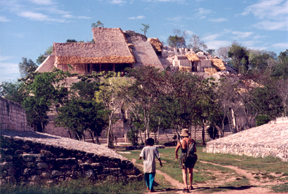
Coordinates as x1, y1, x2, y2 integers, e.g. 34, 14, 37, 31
131, 159, 284, 194
198, 160, 282, 194
131, 159, 186, 193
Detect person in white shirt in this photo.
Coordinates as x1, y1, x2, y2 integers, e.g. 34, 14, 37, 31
138, 138, 163, 192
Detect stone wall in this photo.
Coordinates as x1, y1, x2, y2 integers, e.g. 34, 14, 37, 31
0, 97, 32, 132
203, 118, 288, 162
0, 129, 142, 185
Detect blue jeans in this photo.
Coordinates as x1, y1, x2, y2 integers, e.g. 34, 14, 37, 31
144, 173, 155, 191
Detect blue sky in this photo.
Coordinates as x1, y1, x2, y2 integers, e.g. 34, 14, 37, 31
0, 0, 287, 83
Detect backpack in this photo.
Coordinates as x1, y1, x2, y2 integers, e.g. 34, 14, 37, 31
187, 138, 196, 157
180, 138, 197, 168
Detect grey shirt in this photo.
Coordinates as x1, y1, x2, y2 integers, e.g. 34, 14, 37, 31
140, 146, 160, 173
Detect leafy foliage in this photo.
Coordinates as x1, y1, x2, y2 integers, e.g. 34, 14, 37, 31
140, 23, 150, 36
18, 57, 38, 78
167, 35, 186, 48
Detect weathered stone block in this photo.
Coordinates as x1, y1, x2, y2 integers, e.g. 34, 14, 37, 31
37, 162, 48, 169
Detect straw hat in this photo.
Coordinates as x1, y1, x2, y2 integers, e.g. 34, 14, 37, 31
180, 129, 190, 137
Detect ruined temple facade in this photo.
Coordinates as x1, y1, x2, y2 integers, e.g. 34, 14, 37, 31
37, 27, 163, 75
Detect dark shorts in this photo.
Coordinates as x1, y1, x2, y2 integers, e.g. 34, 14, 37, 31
179, 153, 197, 169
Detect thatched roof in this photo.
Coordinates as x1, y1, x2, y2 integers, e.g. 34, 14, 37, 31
204, 67, 218, 75
211, 59, 226, 70
54, 28, 135, 65
186, 53, 200, 62
148, 38, 163, 52
179, 66, 192, 72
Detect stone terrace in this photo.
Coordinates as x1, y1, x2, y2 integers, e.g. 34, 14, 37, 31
204, 117, 288, 162
0, 129, 141, 185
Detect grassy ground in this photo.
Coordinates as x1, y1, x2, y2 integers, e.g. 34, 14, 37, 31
2, 143, 287, 194
0, 178, 147, 194
119, 144, 288, 193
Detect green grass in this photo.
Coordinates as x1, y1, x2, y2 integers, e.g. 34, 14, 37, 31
119, 145, 288, 193
197, 147, 288, 175
271, 183, 288, 193
0, 178, 146, 194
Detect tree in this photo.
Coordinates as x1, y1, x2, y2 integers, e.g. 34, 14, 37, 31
272, 49, 288, 79
91, 20, 104, 28
215, 77, 239, 136
167, 35, 186, 48
125, 67, 164, 141
140, 23, 150, 36
248, 50, 277, 71
95, 72, 132, 147
55, 99, 108, 143
36, 46, 53, 65
66, 39, 77, 43
0, 81, 24, 103
188, 34, 207, 52
228, 43, 249, 74
216, 46, 230, 61
275, 79, 288, 116
21, 69, 70, 132
19, 57, 38, 78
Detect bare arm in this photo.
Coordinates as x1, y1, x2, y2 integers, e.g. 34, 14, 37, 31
158, 158, 163, 167
175, 142, 181, 159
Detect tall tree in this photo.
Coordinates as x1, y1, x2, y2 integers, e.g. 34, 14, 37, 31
188, 34, 207, 52
228, 43, 249, 74
140, 23, 150, 36
248, 49, 277, 71
95, 72, 132, 147
167, 29, 188, 48
19, 57, 38, 78
216, 46, 230, 61
91, 20, 104, 28
0, 81, 24, 103
21, 69, 70, 132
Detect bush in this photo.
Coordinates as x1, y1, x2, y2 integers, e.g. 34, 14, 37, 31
255, 115, 271, 126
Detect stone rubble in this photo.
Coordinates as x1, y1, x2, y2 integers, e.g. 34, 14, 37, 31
204, 117, 288, 162
0, 129, 142, 185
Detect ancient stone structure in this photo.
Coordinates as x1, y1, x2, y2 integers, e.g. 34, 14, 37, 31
0, 129, 142, 185
204, 117, 288, 162
0, 97, 32, 132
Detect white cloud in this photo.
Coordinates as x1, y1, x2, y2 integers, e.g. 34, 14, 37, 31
231, 31, 253, 39
253, 20, 288, 31
205, 40, 231, 50
18, 11, 48, 21
184, 30, 194, 35
195, 8, 214, 19
110, 0, 126, 4
208, 18, 227, 22
18, 11, 66, 22
29, 0, 54, 5
242, 0, 288, 31
63, 14, 90, 19
0, 56, 13, 62
224, 29, 253, 39
166, 16, 193, 22
272, 42, 288, 48
0, 62, 20, 83
128, 15, 145, 20
0, 16, 10, 22
203, 34, 221, 41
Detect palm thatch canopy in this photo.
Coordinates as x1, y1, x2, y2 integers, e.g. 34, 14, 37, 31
186, 53, 200, 62
148, 38, 163, 53
54, 28, 135, 65
211, 59, 226, 70
204, 67, 218, 75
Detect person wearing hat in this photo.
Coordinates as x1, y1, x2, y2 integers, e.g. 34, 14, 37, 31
175, 129, 197, 192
